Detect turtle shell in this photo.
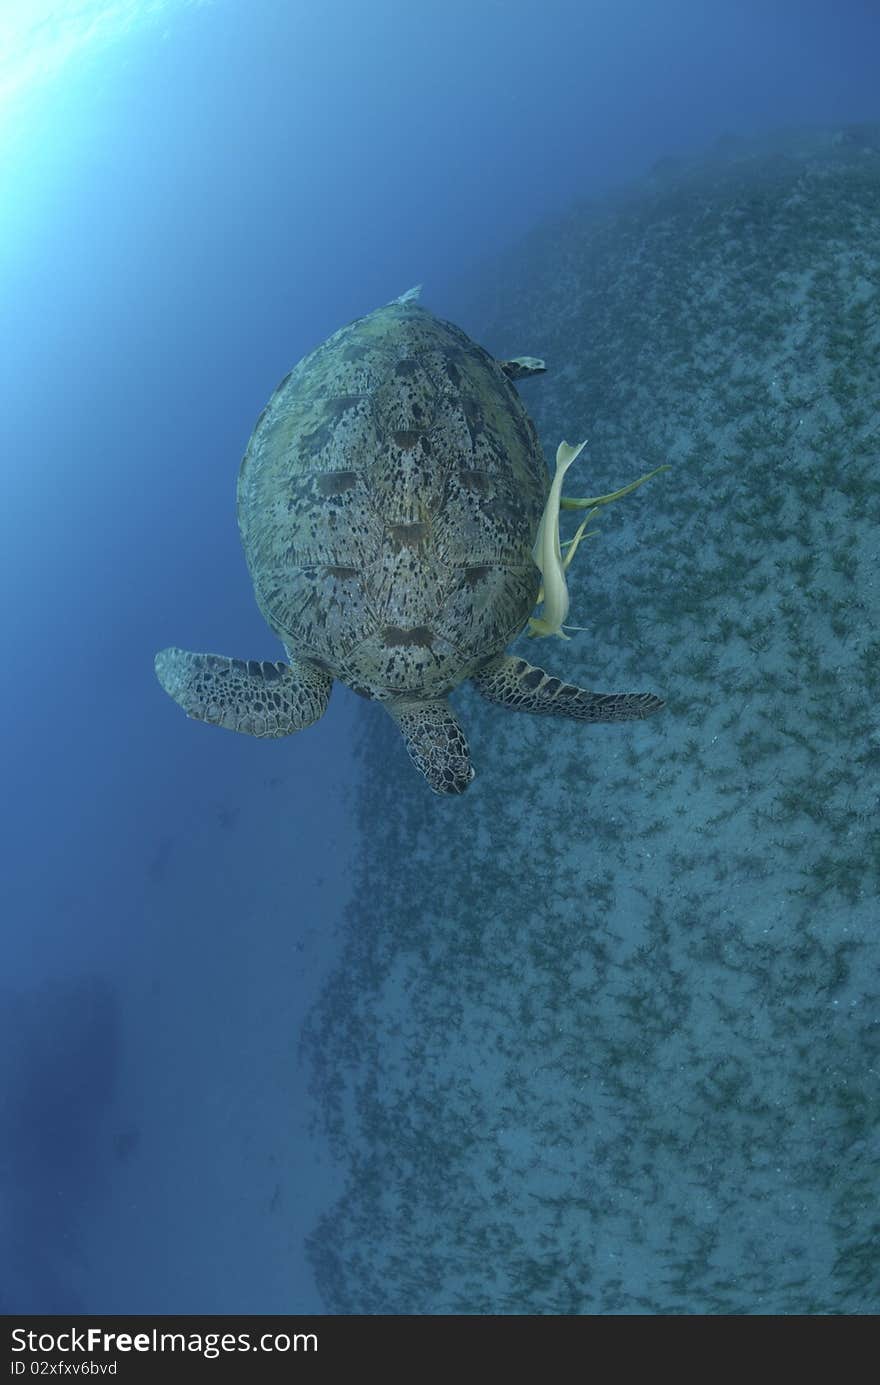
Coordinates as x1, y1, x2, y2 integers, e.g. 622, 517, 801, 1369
236, 300, 547, 700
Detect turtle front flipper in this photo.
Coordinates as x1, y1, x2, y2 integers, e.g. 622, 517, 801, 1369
385, 698, 474, 794
154, 648, 331, 737
472, 655, 663, 723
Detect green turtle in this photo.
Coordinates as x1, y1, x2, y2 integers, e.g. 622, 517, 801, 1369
155, 288, 664, 794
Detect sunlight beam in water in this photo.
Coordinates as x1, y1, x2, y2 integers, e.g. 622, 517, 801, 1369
0, 1, 209, 120
0, 1, 214, 284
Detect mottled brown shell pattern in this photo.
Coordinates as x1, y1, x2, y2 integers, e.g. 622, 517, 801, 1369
236, 301, 547, 700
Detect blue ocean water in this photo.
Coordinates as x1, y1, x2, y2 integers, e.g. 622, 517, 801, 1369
2, 0, 878, 1315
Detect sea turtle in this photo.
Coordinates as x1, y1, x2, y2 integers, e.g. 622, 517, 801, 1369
155, 288, 664, 793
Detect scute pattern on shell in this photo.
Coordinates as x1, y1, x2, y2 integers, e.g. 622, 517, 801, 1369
237, 301, 548, 699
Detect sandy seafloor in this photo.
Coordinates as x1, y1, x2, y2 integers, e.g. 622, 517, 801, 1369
300, 127, 880, 1314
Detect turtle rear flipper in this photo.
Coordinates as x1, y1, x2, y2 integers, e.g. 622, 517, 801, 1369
472, 655, 663, 722
386, 698, 474, 794
155, 648, 331, 737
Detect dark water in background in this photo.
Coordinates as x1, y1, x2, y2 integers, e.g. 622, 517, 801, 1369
1, 0, 878, 1314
